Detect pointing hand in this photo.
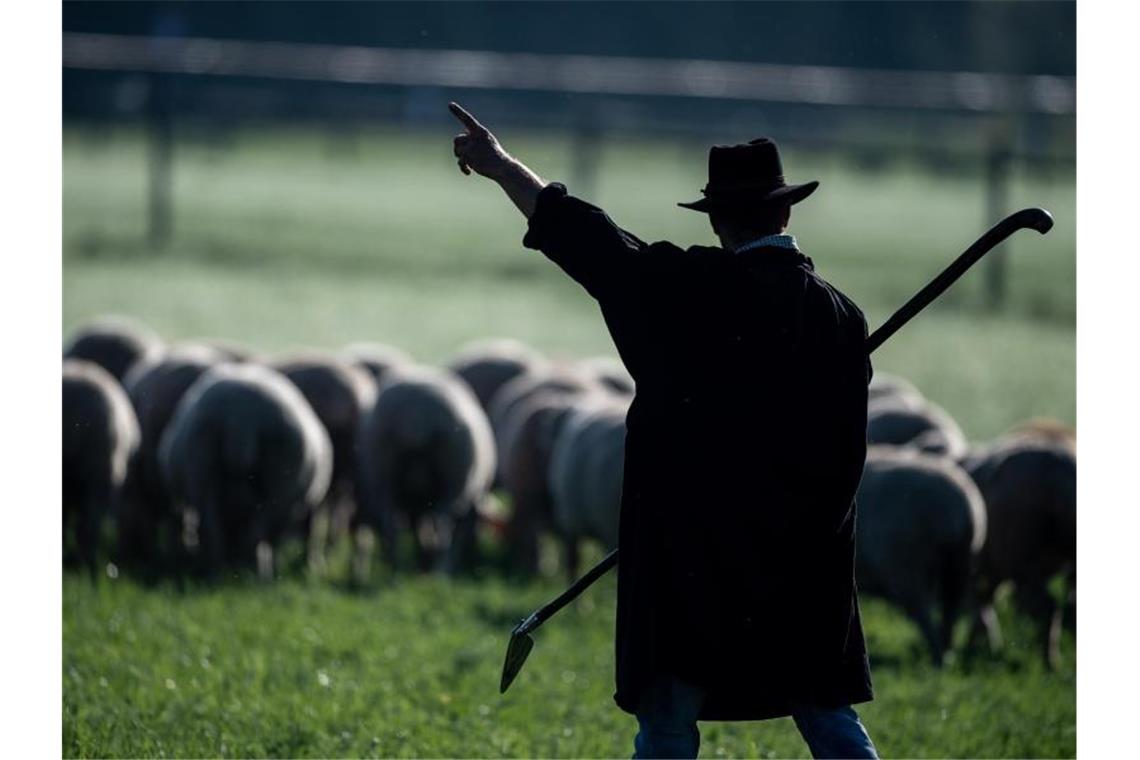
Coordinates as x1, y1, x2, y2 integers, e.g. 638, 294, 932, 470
450, 102, 511, 179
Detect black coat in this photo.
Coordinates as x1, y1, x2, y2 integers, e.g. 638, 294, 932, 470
523, 183, 873, 721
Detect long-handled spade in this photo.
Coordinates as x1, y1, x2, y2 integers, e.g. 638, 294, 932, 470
499, 207, 1054, 694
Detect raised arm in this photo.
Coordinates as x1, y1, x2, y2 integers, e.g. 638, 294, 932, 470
450, 102, 675, 300
450, 102, 544, 218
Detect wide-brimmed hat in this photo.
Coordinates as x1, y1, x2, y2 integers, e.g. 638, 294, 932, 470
678, 138, 819, 213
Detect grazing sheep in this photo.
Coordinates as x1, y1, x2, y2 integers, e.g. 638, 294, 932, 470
855, 447, 987, 665
343, 342, 412, 384
63, 360, 140, 577
355, 364, 496, 575
867, 398, 968, 459
64, 316, 163, 383
578, 355, 635, 396
446, 338, 546, 415
118, 345, 223, 574
499, 388, 597, 575
487, 366, 600, 484
547, 396, 630, 578
159, 364, 333, 579
270, 353, 378, 571
962, 436, 1076, 668
868, 372, 925, 409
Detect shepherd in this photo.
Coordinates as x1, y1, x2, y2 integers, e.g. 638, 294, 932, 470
451, 102, 877, 759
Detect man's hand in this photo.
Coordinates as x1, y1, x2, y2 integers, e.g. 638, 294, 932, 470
449, 101, 546, 218
450, 102, 511, 179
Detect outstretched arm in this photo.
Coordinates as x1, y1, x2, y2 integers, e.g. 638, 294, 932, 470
450, 102, 544, 218
450, 102, 677, 301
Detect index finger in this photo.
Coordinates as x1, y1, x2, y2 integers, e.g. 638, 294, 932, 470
448, 102, 486, 134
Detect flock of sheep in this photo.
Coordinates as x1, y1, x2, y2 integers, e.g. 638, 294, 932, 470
62, 315, 1075, 669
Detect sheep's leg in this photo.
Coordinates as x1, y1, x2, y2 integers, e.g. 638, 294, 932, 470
195, 496, 224, 580
307, 504, 331, 578
938, 548, 973, 656
899, 594, 943, 667
970, 603, 1004, 653
376, 496, 401, 573
330, 485, 357, 548
77, 495, 102, 582
968, 576, 1004, 654
563, 534, 581, 583
243, 508, 274, 581
412, 514, 437, 572
507, 493, 542, 576
351, 524, 375, 585
256, 541, 274, 581
444, 506, 479, 576
112, 477, 142, 571
63, 507, 76, 568
1062, 567, 1077, 633
1014, 581, 1062, 669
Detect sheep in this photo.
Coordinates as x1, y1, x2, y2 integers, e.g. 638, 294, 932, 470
577, 355, 635, 396
498, 388, 599, 576
159, 364, 332, 580
343, 342, 412, 384
63, 360, 140, 577
116, 345, 223, 575
64, 316, 163, 384
269, 353, 378, 572
354, 364, 496, 576
446, 338, 546, 415
547, 396, 631, 578
866, 398, 968, 459
488, 366, 598, 456
855, 447, 987, 666
867, 371, 925, 410
961, 436, 1076, 668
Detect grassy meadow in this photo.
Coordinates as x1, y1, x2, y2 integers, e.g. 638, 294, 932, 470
62, 123, 1075, 758
64, 565, 1075, 759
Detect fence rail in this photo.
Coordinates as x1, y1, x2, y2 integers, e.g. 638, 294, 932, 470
63, 32, 1074, 115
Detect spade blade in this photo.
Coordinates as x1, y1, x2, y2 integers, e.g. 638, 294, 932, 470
499, 627, 535, 694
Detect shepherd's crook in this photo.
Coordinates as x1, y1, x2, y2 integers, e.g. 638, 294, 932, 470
499, 207, 1054, 694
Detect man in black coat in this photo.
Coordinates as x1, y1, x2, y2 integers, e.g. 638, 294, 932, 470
451, 102, 877, 759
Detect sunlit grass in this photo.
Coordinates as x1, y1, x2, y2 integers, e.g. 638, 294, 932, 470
63, 563, 1074, 758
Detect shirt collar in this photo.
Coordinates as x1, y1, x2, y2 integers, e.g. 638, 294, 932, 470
733, 233, 799, 254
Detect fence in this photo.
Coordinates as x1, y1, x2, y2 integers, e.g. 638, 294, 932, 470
63, 32, 1075, 304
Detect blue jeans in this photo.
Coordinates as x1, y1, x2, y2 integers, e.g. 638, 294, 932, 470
633, 676, 878, 759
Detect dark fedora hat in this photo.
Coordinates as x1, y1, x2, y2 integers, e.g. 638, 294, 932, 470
678, 137, 819, 213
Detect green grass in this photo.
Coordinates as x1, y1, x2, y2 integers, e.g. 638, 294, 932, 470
63, 566, 1074, 759
62, 124, 1076, 757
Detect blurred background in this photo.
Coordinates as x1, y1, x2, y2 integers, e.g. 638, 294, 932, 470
63, 0, 1074, 440
62, 3, 1076, 757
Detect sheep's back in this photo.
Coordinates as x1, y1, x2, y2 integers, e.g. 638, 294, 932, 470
359, 365, 495, 513
159, 364, 332, 510
856, 449, 986, 590
64, 316, 162, 383
867, 400, 968, 459
63, 359, 140, 489
965, 437, 1076, 580
548, 398, 629, 546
